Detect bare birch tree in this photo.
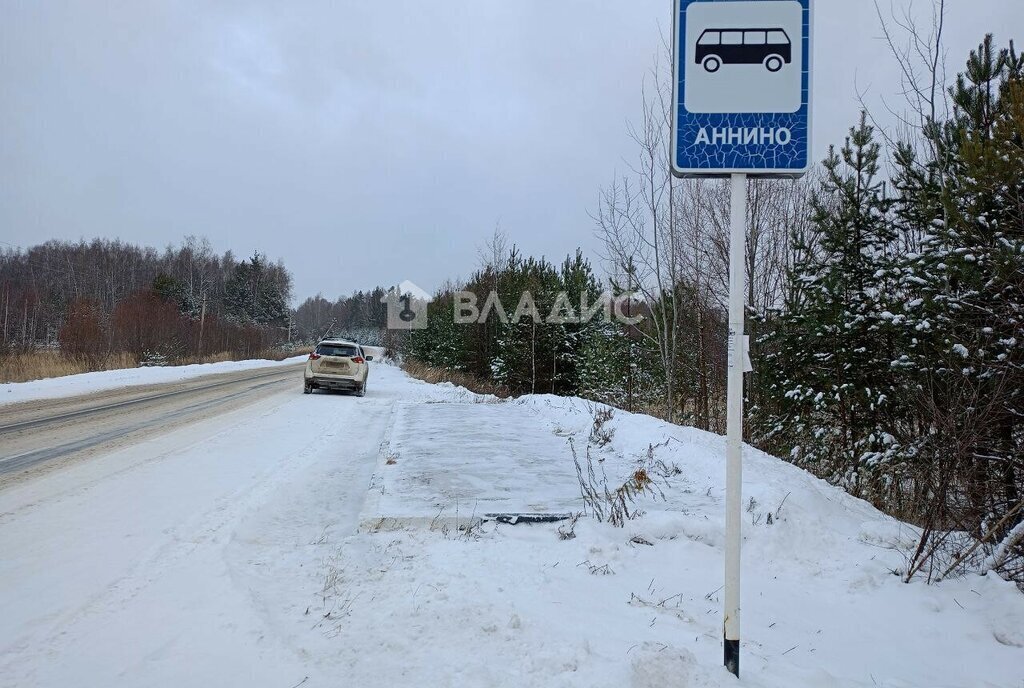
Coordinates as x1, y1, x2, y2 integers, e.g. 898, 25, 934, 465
593, 48, 685, 422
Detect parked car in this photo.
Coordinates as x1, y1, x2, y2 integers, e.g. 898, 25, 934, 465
303, 339, 372, 396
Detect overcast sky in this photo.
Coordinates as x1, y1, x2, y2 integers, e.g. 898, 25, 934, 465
2, 1, 1021, 303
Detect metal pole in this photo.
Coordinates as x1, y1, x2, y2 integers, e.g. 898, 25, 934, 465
724, 172, 747, 677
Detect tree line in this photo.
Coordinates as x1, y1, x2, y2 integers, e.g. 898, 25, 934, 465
292, 288, 393, 348
0, 236, 293, 364
407, 246, 648, 405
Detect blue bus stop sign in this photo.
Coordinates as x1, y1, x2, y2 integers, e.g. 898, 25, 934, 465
672, 0, 812, 177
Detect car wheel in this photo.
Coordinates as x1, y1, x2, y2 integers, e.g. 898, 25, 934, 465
303, 382, 313, 394
764, 55, 784, 73
702, 56, 721, 73
357, 382, 366, 397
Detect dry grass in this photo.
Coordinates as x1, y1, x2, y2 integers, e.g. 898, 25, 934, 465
0, 351, 137, 384
571, 437, 674, 528
175, 347, 310, 365
0, 347, 310, 384
401, 359, 512, 399
269, 347, 312, 361
175, 351, 235, 366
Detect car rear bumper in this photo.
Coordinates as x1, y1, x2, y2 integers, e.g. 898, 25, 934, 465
305, 375, 362, 390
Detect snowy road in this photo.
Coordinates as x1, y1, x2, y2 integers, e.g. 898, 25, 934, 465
0, 363, 396, 687
0, 363, 305, 479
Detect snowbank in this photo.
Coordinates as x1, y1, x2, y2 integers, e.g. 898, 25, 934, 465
344, 378, 1024, 687
0, 354, 309, 406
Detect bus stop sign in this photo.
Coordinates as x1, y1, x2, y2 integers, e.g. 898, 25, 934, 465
672, 0, 812, 177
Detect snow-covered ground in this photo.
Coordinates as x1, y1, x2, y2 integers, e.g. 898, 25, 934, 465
1, 362, 1022, 687
0, 354, 309, 407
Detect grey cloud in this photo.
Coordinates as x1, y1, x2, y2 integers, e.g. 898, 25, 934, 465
2, 1, 1021, 301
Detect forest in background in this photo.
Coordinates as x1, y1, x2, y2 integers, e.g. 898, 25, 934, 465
291, 288, 393, 349
0, 236, 294, 378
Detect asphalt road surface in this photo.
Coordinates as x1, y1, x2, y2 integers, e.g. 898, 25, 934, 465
0, 363, 306, 482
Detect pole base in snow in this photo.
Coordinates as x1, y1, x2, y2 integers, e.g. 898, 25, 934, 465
724, 638, 739, 677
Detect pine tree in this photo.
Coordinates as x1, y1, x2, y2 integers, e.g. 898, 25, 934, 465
762, 114, 899, 496
892, 36, 1024, 549
224, 253, 289, 327
407, 291, 465, 370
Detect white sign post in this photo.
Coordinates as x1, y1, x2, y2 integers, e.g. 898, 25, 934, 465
672, 0, 812, 678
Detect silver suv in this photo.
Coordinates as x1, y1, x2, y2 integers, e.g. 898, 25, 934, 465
303, 339, 371, 396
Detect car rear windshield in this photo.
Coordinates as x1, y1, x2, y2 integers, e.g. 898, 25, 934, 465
316, 344, 359, 358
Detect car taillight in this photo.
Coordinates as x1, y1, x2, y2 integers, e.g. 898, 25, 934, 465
309, 353, 321, 360
352, 357, 364, 364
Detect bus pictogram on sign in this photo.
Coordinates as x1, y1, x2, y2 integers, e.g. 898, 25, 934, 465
695, 28, 792, 73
